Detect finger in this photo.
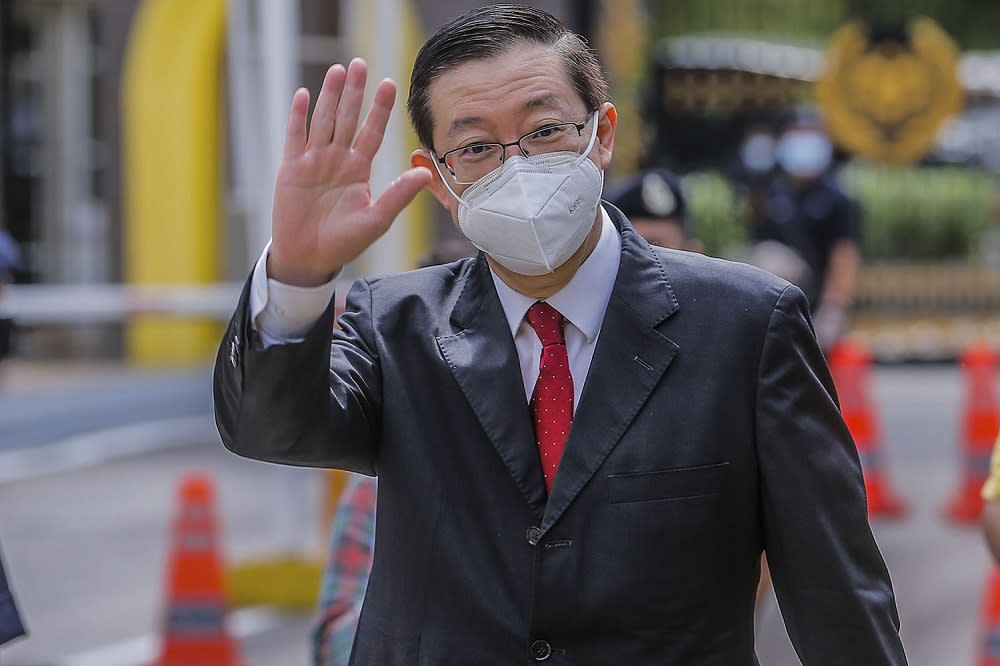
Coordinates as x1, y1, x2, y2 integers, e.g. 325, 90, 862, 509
308, 64, 347, 147
353, 78, 397, 162
371, 167, 433, 223
283, 88, 310, 159
332, 58, 368, 149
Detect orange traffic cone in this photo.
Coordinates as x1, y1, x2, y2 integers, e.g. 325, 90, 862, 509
978, 568, 1000, 665
152, 473, 249, 666
946, 343, 1000, 524
828, 339, 908, 518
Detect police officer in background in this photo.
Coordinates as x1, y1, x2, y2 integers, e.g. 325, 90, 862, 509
603, 168, 701, 252
749, 116, 862, 352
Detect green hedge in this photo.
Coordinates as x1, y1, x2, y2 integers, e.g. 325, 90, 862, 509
681, 165, 997, 260
840, 164, 996, 260
649, 0, 1000, 50
680, 171, 746, 256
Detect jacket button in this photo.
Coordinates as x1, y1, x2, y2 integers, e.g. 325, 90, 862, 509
530, 639, 552, 661
525, 526, 542, 546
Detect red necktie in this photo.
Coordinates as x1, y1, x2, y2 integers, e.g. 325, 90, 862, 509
526, 302, 573, 493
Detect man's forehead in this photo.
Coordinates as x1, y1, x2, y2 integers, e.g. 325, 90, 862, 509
426, 45, 581, 134
445, 95, 566, 136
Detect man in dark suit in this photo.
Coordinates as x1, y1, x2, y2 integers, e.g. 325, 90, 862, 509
214, 5, 906, 664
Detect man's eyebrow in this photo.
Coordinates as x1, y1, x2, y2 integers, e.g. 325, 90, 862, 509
522, 95, 561, 112
446, 96, 565, 137
447, 116, 484, 137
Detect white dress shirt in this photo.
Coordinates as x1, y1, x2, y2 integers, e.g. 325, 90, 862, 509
249, 241, 340, 345
249, 207, 622, 409
488, 209, 620, 409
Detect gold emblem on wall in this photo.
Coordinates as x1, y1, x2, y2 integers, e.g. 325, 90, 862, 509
817, 17, 963, 164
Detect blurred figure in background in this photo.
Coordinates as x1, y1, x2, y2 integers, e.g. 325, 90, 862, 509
0, 544, 27, 653
603, 168, 701, 252
0, 227, 21, 373
312, 236, 475, 666
747, 116, 861, 352
0, 227, 17, 294
731, 124, 779, 233
312, 474, 375, 666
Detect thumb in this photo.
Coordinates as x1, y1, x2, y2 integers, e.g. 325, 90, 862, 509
371, 167, 434, 221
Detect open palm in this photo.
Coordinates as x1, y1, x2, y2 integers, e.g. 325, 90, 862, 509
269, 58, 431, 287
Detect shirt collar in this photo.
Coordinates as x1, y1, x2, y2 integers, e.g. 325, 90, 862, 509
490, 206, 622, 343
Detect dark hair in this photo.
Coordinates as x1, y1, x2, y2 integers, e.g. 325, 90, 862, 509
407, 4, 609, 151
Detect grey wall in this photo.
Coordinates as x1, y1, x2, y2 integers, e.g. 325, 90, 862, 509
93, 0, 140, 284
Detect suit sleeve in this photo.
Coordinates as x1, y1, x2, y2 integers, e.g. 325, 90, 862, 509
213, 275, 382, 474
755, 285, 906, 665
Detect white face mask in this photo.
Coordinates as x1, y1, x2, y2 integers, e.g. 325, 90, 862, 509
435, 111, 604, 276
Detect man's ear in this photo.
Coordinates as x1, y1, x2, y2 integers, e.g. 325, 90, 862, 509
411, 149, 452, 209
596, 103, 618, 170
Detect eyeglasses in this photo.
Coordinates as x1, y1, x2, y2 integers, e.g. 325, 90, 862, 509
435, 113, 595, 185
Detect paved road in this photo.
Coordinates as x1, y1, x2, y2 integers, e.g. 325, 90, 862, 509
0, 367, 212, 454
0, 364, 995, 664
0, 441, 320, 665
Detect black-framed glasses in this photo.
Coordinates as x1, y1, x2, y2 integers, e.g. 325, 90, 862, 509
436, 113, 595, 185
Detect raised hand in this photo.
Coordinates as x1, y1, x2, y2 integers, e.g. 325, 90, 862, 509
268, 58, 432, 286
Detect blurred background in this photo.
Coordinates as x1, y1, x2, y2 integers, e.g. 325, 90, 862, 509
0, 0, 998, 664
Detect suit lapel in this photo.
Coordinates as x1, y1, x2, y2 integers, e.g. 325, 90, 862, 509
436, 255, 547, 516
541, 211, 680, 532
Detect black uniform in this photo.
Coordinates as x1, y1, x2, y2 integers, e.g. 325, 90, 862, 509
752, 174, 860, 309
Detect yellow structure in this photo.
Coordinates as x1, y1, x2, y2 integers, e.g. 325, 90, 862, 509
352, 0, 432, 276
122, 0, 227, 364
818, 17, 963, 164
595, 0, 648, 182
403, 2, 433, 267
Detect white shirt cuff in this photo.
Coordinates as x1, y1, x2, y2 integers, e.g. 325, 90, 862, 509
249, 241, 339, 346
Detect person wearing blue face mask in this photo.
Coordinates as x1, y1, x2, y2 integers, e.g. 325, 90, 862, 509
213, 5, 904, 664
750, 118, 862, 352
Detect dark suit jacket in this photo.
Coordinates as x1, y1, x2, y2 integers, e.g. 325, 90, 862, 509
214, 206, 905, 665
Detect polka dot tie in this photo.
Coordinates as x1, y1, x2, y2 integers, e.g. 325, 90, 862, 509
526, 301, 573, 494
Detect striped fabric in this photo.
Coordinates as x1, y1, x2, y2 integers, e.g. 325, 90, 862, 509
312, 475, 377, 666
